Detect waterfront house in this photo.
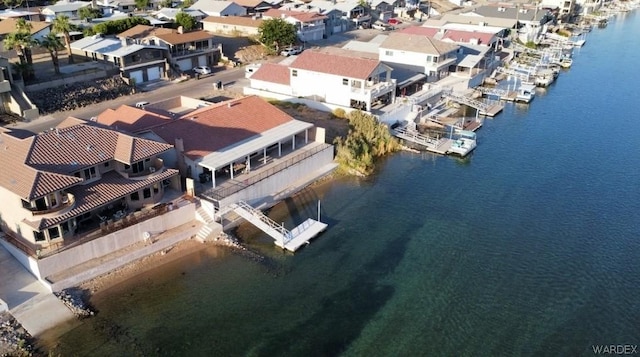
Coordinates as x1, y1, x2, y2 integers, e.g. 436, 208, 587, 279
188, 0, 248, 17
378, 32, 459, 82
0, 117, 179, 253
246, 49, 396, 112
460, 4, 554, 43
95, 95, 336, 212
201, 15, 263, 36
304, 0, 371, 30
70, 34, 170, 84
262, 8, 328, 42
41, 0, 92, 22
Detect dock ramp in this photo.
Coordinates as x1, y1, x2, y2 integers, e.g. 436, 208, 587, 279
443, 92, 504, 117
230, 201, 327, 252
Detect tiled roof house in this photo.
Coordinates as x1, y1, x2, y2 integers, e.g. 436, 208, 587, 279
0, 118, 178, 250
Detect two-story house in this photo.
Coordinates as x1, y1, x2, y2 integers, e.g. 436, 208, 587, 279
379, 32, 459, 82
0, 118, 179, 254
281, 2, 349, 36
41, 0, 92, 22
262, 8, 327, 42
306, 0, 372, 29
70, 34, 170, 84
246, 49, 395, 111
462, 4, 554, 43
232, 0, 273, 14
189, 0, 247, 17
144, 28, 222, 72
369, 0, 396, 22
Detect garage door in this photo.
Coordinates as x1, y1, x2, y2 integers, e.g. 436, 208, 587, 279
147, 66, 161, 81
129, 70, 144, 85
177, 59, 192, 71
198, 55, 207, 66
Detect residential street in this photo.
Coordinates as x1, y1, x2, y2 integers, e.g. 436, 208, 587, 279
8, 65, 249, 134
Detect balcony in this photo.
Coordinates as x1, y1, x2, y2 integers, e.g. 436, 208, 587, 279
30, 193, 76, 218
350, 80, 396, 99
120, 158, 165, 180
170, 44, 222, 58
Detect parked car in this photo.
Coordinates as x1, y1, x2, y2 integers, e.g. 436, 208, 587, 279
387, 18, 401, 25
280, 46, 303, 56
372, 21, 393, 31
193, 66, 212, 75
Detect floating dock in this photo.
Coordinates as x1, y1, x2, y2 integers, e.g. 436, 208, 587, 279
229, 201, 327, 252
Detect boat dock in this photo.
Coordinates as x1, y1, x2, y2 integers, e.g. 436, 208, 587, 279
476, 87, 520, 101
392, 126, 453, 155
229, 201, 327, 252
443, 92, 504, 117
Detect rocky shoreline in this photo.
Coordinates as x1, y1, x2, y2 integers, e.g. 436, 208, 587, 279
54, 288, 96, 319
0, 312, 35, 357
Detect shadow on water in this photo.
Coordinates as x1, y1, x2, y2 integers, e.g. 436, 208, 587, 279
248, 217, 423, 357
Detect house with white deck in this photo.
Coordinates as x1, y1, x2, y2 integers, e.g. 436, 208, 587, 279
246, 49, 396, 112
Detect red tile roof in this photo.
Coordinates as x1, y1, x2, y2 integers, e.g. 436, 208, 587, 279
250, 63, 290, 85
0, 120, 174, 200
96, 105, 171, 134
289, 50, 382, 80
263, 8, 327, 23
399, 26, 496, 45
442, 29, 496, 45
31, 169, 178, 230
147, 96, 294, 160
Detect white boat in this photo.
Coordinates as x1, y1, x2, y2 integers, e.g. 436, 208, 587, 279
448, 130, 477, 157
534, 70, 555, 87
515, 83, 536, 103
572, 39, 586, 47
552, 56, 573, 69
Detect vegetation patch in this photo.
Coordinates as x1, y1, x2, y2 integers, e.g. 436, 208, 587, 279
334, 111, 400, 176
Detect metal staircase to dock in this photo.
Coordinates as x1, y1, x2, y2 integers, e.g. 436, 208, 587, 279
442, 92, 504, 117
229, 201, 327, 252
392, 126, 451, 154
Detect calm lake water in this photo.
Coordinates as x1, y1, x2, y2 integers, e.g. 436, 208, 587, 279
46, 12, 640, 357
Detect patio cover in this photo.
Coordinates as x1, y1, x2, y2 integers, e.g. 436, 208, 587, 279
198, 120, 313, 171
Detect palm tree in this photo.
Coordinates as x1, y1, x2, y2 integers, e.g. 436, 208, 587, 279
52, 15, 74, 64
37, 32, 65, 75
2, 19, 36, 79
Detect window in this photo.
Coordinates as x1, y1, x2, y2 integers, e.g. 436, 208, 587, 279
351, 80, 362, 88
83, 167, 97, 179
385, 50, 393, 56
21, 199, 31, 209
143, 188, 151, 199
132, 161, 144, 174
292, 69, 298, 77
104, 161, 110, 167
131, 192, 140, 201
34, 231, 45, 242
153, 183, 159, 194
48, 227, 60, 239
342, 78, 349, 85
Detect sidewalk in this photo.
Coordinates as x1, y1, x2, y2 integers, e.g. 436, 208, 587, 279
0, 243, 76, 337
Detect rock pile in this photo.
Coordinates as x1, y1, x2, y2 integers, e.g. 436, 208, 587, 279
0, 312, 35, 356
29, 76, 134, 114
54, 288, 96, 318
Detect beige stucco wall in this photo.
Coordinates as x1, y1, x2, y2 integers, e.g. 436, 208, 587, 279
36, 201, 196, 280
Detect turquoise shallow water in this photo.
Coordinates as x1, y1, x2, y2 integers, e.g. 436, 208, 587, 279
48, 12, 640, 357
